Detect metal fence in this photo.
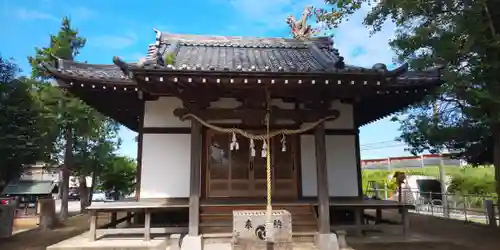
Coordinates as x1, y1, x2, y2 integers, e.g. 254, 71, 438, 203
366, 188, 499, 227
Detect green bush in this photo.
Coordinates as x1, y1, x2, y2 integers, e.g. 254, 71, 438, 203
362, 166, 496, 197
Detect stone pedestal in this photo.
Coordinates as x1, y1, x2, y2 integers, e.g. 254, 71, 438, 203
38, 198, 57, 230
0, 204, 15, 238
314, 233, 339, 250
181, 235, 203, 250
232, 210, 292, 250
336, 230, 348, 249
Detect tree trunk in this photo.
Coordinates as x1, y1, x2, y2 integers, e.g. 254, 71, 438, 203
113, 187, 120, 201
59, 129, 72, 222
78, 176, 89, 213
88, 170, 98, 205
493, 125, 500, 220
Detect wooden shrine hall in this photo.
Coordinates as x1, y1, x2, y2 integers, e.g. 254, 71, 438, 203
42, 8, 443, 250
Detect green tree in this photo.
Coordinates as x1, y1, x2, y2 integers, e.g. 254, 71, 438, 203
0, 55, 18, 83
73, 118, 121, 211
0, 56, 49, 186
99, 156, 136, 200
315, 0, 500, 211
28, 16, 103, 220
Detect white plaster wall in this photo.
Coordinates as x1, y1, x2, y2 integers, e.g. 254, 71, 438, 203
325, 101, 354, 129
144, 97, 190, 128
300, 135, 359, 197
140, 134, 191, 198
300, 135, 318, 196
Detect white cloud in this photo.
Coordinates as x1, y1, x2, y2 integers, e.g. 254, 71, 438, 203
333, 5, 397, 67
91, 32, 138, 50
15, 8, 58, 21
223, 0, 324, 34
223, 0, 397, 67
122, 52, 145, 62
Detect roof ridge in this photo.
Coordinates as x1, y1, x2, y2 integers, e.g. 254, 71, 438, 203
159, 32, 333, 45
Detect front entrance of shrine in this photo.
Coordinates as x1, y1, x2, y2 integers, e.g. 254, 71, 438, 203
204, 129, 298, 199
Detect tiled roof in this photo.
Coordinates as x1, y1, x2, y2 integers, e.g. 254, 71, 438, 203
43, 59, 134, 85
132, 31, 413, 74
42, 31, 441, 84
1, 180, 56, 195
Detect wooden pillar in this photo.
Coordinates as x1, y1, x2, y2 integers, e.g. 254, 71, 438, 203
89, 210, 97, 241
144, 209, 151, 241
135, 100, 145, 200
188, 120, 202, 236
354, 130, 363, 197
314, 122, 330, 234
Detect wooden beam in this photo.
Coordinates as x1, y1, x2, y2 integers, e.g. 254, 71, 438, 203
173, 107, 340, 125
188, 120, 202, 236
135, 101, 145, 200
314, 122, 330, 234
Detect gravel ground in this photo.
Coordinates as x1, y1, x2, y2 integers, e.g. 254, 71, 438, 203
3, 208, 499, 250
362, 209, 500, 250
351, 242, 474, 250
0, 213, 114, 250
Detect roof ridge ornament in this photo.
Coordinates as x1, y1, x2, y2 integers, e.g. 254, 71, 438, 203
286, 6, 321, 40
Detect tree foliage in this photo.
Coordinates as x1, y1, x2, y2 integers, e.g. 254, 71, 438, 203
27, 16, 122, 217
28, 17, 86, 80
316, 0, 500, 165
0, 56, 50, 185
315, 0, 500, 216
99, 156, 136, 200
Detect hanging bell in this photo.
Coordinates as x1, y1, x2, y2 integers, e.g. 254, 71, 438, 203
230, 132, 239, 151
250, 138, 256, 157
261, 140, 267, 158
281, 134, 287, 152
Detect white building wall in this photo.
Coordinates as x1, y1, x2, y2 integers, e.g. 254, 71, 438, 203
140, 134, 191, 198
325, 100, 354, 129
300, 135, 359, 197
300, 101, 359, 197
144, 97, 190, 128
141, 97, 192, 199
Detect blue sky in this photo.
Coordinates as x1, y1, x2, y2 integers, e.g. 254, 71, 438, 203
0, 0, 411, 160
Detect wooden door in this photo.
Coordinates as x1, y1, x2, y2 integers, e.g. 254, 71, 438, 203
250, 140, 268, 197
271, 136, 297, 199
230, 136, 252, 197
245, 137, 298, 199
206, 131, 253, 198
206, 131, 231, 197
205, 130, 297, 199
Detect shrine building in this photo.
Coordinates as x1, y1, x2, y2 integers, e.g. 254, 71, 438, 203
42, 25, 442, 248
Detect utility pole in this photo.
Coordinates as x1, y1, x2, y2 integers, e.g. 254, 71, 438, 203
434, 102, 449, 217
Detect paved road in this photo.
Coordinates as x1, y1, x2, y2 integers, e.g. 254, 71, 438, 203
54, 200, 81, 215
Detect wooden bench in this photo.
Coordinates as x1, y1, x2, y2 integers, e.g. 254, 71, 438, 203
86, 200, 189, 241
329, 199, 413, 236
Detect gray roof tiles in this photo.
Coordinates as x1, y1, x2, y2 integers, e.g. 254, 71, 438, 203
140, 32, 348, 72
44, 59, 133, 84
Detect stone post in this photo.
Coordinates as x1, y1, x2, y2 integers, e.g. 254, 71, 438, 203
38, 198, 57, 230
